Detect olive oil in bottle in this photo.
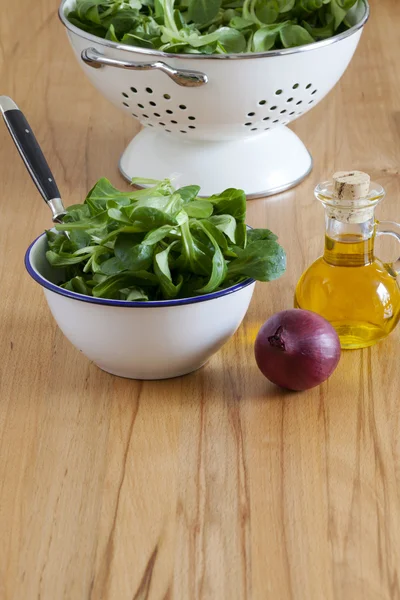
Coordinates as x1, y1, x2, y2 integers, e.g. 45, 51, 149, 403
295, 171, 400, 349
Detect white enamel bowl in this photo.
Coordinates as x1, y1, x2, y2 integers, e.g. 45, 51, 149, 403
59, 0, 369, 197
26, 233, 256, 380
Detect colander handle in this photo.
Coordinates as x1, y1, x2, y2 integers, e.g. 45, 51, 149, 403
81, 48, 208, 88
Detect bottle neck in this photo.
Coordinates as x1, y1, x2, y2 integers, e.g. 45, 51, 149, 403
323, 215, 375, 267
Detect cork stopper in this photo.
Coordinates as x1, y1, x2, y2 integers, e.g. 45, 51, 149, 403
328, 170, 373, 224
333, 171, 371, 200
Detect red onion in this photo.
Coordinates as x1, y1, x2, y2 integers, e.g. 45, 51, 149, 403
254, 309, 341, 391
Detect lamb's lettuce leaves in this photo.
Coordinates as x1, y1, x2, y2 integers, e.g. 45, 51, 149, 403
67, 0, 361, 54
46, 177, 286, 300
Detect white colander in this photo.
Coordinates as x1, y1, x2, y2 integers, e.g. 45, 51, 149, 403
59, 0, 369, 198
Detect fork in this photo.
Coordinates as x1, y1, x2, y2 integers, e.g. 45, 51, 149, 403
0, 95, 67, 224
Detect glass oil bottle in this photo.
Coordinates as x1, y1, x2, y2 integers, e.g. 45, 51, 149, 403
295, 171, 400, 349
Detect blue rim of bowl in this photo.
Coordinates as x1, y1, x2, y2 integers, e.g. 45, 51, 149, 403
25, 232, 255, 308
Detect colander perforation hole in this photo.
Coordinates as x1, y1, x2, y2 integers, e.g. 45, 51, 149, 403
245, 78, 317, 130
125, 79, 310, 133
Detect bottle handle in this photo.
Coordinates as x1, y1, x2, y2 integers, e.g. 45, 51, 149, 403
376, 221, 400, 276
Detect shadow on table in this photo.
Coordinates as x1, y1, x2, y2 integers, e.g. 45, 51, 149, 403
4, 310, 303, 407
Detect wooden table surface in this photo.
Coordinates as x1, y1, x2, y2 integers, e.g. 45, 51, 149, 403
1, 1, 400, 598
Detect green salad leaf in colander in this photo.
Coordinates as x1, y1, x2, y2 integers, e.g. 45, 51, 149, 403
67, 0, 361, 54
45, 178, 286, 301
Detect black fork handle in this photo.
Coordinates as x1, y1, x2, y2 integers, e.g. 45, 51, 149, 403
0, 96, 66, 222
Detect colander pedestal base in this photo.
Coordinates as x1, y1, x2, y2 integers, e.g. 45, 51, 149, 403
119, 126, 313, 199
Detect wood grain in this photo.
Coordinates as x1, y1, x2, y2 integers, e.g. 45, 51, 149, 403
0, 1, 399, 598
